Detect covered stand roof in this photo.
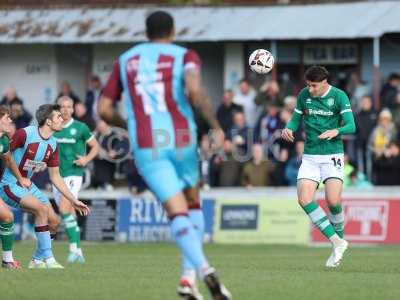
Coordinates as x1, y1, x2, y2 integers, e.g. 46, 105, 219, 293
0, 1, 399, 43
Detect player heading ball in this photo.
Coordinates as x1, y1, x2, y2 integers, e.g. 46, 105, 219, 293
281, 65, 355, 268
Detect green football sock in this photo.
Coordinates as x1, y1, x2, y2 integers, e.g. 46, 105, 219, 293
76, 226, 81, 249
0, 222, 14, 251
328, 204, 344, 238
302, 202, 336, 239
62, 213, 78, 249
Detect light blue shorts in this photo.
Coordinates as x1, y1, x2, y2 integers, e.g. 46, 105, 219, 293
0, 182, 49, 209
134, 144, 199, 203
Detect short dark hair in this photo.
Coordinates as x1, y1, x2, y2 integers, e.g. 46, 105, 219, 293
9, 98, 23, 107
36, 104, 60, 127
146, 11, 174, 40
388, 73, 400, 81
0, 105, 10, 118
304, 66, 329, 82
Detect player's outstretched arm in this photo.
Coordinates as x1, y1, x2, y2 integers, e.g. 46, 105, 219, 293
2, 151, 31, 189
48, 166, 90, 216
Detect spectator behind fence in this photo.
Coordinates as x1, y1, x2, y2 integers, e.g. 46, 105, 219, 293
199, 134, 212, 189
380, 73, 400, 110
216, 89, 243, 135
373, 141, 400, 185
355, 95, 377, 174
254, 103, 283, 155
1, 86, 23, 106
57, 81, 81, 104
392, 92, 400, 131
270, 148, 289, 186
255, 80, 282, 108
215, 140, 242, 187
85, 75, 103, 121
9, 98, 32, 129
229, 111, 251, 157
92, 120, 116, 190
241, 144, 274, 188
276, 108, 299, 156
121, 159, 147, 195
233, 79, 258, 128
343, 154, 373, 189
283, 95, 296, 113
346, 72, 370, 111
284, 140, 304, 186
368, 108, 397, 158
74, 101, 96, 131
348, 168, 373, 189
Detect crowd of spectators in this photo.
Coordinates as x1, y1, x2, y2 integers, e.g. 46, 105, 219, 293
2, 70, 400, 193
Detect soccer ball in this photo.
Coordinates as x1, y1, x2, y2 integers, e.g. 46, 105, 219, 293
248, 49, 274, 74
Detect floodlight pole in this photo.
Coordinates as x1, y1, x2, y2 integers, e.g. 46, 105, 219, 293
373, 36, 381, 110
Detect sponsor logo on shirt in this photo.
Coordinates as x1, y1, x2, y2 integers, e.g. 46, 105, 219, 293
22, 159, 47, 173
307, 109, 334, 116
56, 138, 76, 144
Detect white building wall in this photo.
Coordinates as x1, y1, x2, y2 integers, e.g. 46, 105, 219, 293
92, 43, 132, 85
0, 45, 57, 115
55, 44, 90, 102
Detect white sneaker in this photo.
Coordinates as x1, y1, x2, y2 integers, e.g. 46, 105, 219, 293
326, 239, 348, 268
28, 259, 46, 269
45, 258, 64, 269
177, 277, 204, 300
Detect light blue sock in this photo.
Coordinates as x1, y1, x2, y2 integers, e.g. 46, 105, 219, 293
33, 225, 53, 260
182, 209, 205, 272
171, 215, 208, 271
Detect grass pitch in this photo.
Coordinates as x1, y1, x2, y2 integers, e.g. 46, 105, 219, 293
0, 242, 399, 300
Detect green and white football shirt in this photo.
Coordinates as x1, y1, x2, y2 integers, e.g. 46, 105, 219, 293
286, 85, 355, 155
54, 119, 93, 177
